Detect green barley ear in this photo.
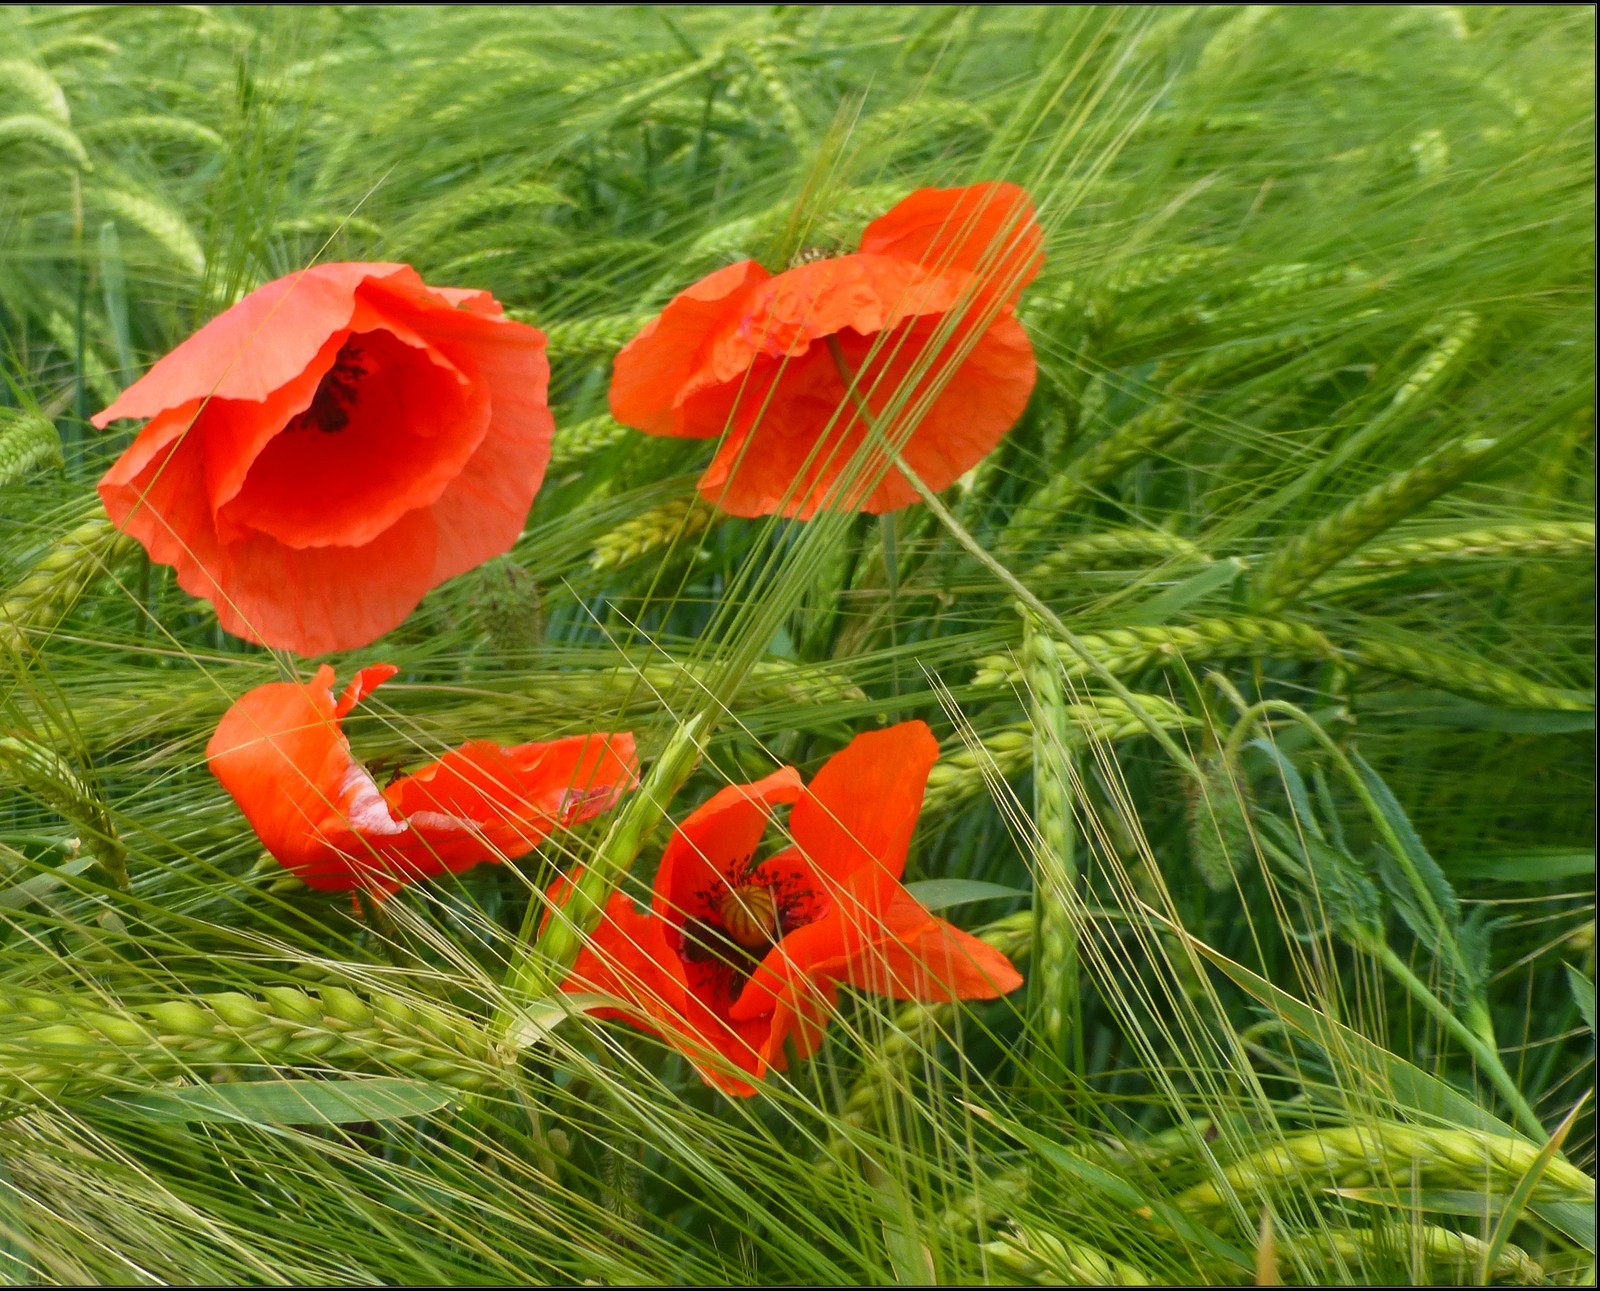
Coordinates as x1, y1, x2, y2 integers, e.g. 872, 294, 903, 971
0, 113, 90, 169
590, 494, 718, 573
1281, 1225, 1543, 1285
1175, 1122, 1596, 1216
920, 698, 1196, 820
0, 985, 501, 1103
80, 114, 223, 152
0, 409, 64, 486
737, 38, 808, 145
1031, 528, 1210, 582
0, 58, 72, 124
0, 734, 127, 889
972, 618, 1339, 691
92, 187, 205, 278
1255, 433, 1503, 610
1315, 519, 1595, 595
981, 1224, 1152, 1286
525, 312, 653, 361
1, 516, 136, 660
999, 403, 1188, 555
1024, 613, 1081, 1072
549, 413, 631, 471
1346, 633, 1593, 711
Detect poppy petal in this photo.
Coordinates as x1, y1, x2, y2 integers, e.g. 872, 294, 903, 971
790, 721, 939, 891
206, 510, 439, 657
688, 255, 967, 388
385, 732, 638, 859
214, 327, 491, 550
558, 878, 769, 1097
749, 973, 838, 1072
98, 404, 225, 594
695, 306, 1034, 519
859, 182, 1044, 305
213, 670, 636, 893
92, 263, 414, 423
206, 665, 367, 882
197, 330, 352, 525
652, 767, 803, 931
839, 894, 1025, 1001
101, 413, 436, 659
399, 309, 554, 586
610, 259, 771, 437
95, 264, 551, 657
335, 663, 401, 718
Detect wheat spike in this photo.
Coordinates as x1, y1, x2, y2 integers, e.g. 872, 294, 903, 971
0, 409, 64, 486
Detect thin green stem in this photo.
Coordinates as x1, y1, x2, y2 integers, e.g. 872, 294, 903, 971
1374, 942, 1545, 1141
496, 714, 708, 1035
824, 336, 1201, 778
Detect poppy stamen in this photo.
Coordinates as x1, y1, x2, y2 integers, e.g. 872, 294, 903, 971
286, 340, 367, 435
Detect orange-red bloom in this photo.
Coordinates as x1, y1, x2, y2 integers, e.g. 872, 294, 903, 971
207, 663, 636, 896
609, 182, 1042, 519
553, 722, 1023, 1096
94, 263, 553, 656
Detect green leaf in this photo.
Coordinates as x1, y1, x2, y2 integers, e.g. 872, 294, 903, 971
1256, 813, 1383, 940
1124, 557, 1246, 625
902, 879, 1028, 911
1355, 691, 1596, 734
0, 855, 97, 910
504, 991, 612, 1050
1246, 739, 1324, 843
1352, 753, 1456, 908
89, 1077, 456, 1126
1442, 848, 1595, 883
1567, 964, 1596, 1036
1182, 929, 1517, 1136
1481, 1094, 1592, 1272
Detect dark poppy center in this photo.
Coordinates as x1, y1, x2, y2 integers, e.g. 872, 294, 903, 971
285, 339, 367, 434
676, 855, 825, 1003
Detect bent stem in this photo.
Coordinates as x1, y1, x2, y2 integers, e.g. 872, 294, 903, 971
1371, 940, 1545, 1142
824, 336, 1201, 779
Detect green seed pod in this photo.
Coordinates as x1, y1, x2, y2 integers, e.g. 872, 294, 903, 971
82, 1011, 150, 1047
470, 556, 544, 657
318, 987, 376, 1030
1188, 751, 1253, 891
145, 999, 217, 1039
207, 992, 266, 1030
260, 987, 324, 1026
20, 1022, 98, 1049
371, 994, 418, 1030
288, 1031, 340, 1059
408, 1056, 469, 1083
188, 1039, 242, 1065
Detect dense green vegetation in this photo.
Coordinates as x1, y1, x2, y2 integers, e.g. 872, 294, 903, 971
0, 5, 1594, 1284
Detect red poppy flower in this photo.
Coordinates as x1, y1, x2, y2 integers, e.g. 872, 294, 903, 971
609, 182, 1042, 519
206, 663, 637, 896
554, 723, 1023, 1096
93, 263, 553, 656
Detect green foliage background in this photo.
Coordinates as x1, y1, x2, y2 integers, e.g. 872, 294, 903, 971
0, 4, 1594, 1285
